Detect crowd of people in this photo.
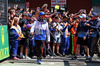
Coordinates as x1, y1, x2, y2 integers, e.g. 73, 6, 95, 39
8, 4, 100, 64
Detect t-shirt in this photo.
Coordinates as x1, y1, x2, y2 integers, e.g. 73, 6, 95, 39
53, 22, 63, 37
19, 19, 27, 27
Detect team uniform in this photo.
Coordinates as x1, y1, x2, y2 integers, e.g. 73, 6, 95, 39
30, 19, 50, 61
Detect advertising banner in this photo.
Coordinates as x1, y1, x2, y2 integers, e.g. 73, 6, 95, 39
0, 26, 9, 61
51, 0, 66, 7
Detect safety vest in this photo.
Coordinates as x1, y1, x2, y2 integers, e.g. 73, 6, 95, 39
10, 25, 22, 36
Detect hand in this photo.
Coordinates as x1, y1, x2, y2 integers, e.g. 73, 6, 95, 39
55, 29, 58, 31
17, 36, 22, 40
66, 23, 69, 26
85, 23, 90, 26
68, 33, 70, 36
90, 8, 93, 12
83, 37, 86, 40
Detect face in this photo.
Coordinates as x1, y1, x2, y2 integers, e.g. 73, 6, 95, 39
15, 21, 19, 25
20, 8, 23, 11
55, 19, 58, 22
58, 14, 61, 18
28, 16, 31, 20
75, 19, 79, 23
28, 27, 31, 30
13, 12, 15, 15
92, 16, 97, 20
24, 16, 27, 19
30, 21, 34, 24
40, 15, 45, 20
81, 18, 86, 21
63, 18, 67, 21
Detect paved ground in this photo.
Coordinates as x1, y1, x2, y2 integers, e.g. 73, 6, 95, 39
0, 55, 100, 66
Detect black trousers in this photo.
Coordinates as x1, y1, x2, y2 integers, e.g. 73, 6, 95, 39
91, 37, 100, 57
35, 40, 45, 60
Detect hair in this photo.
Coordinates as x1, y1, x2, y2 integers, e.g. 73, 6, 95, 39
52, 15, 56, 18
13, 17, 19, 25
22, 13, 28, 17
55, 16, 59, 19
10, 9, 15, 14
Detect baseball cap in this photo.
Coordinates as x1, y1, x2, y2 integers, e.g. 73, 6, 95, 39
39, 12, 45, 16
91, 12, 97, 17
26, 24, 32, 28
79, 14, 86, 18
28, 13, 32, 17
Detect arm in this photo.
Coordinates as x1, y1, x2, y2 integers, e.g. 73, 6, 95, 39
46, 23, 50, 42
30, 21, 36, 35
89, 21, 100, 29
49, 26, 55, 32
71, 27, 76, 35
62, 26, 67, 32
10, 29, 20, 39
68, 25, 73, 31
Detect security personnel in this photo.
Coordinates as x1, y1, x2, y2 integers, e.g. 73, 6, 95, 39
86, 12, 100, 60
9, 17, 22, 60
30, 12, 50, 64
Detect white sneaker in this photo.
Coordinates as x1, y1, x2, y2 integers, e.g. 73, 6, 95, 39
47, 55, 50, 56
25, 56, 31, 59
49, 56, 53, 59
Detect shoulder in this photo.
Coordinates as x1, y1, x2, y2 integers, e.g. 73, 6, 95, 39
10, 29, 17, 34
53, 22, 56, 24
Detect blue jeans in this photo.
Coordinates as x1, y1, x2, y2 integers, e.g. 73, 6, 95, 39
10, 40, 20, 57
62, 36, 70, 54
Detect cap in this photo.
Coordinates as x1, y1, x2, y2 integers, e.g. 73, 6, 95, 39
39, 12, 45, 15
79, 14, 86, 18
28, 13, 32, 17
91, 12, 97, 16
26, 24, 32, 28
